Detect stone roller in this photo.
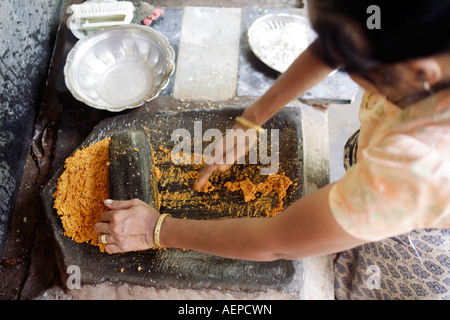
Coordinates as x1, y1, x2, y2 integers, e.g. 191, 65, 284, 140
108, 130, 160, 210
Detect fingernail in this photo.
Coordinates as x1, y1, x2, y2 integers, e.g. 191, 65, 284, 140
103, 199, 113, 204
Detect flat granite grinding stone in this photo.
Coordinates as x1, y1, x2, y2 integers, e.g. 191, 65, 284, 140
40, 106, 304, 294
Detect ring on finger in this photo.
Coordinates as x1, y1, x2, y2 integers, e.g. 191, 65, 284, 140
100, 233, 108, 244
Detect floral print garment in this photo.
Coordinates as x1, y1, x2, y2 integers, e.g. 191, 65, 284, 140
334, 229, 450, 300
332, 90, 450, 299
329, 90, 450, 241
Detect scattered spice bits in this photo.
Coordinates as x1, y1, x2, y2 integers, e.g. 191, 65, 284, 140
2, 255, 28, 269
53, 136, 294, 253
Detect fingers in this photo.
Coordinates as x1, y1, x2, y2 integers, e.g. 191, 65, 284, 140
94, 198, 158, 254
99, 199, 143, 222
194, 124, 258, 191
97, 233, 150, 254
194, 164, 217, 191
194, 161, 235, 191
104, 244, 122, 254
94, 221, 109, 234
103, 198, 143, 210
97, 232, 113, 245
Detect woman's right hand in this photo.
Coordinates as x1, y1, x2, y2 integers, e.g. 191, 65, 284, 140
194, 120, 258, 191
194, 44, 334, 191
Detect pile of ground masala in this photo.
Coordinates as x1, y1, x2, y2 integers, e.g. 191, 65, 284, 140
53, 138, 110, 252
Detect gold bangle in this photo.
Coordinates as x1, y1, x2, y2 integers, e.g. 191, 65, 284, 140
235, 116, 265, 133
154, 213, 171, 248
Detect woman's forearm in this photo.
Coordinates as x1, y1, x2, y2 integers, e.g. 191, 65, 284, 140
159, 184, 364, 261
96, 186, 364, 258
160, 214, 271, 260
241, 43, 335, 126
193, 42, 334, 191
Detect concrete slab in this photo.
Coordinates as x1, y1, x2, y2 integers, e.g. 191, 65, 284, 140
54, 6, 359, 105
173, 7, 242, 100
145, 7, 183, 96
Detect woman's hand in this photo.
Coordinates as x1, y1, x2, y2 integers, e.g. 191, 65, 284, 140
94, 198, 160, 254
194, 45, 333, 192
194, 121, 258, 191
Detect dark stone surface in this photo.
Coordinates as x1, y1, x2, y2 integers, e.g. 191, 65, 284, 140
146, 7, 183, 96
41, 104, 303, 292
0, 0, 64, 258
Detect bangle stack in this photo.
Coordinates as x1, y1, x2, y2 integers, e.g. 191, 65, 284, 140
235, 116, 265, 133
154, 213, 171, 248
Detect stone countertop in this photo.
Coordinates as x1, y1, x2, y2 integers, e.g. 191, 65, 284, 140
55, 5, 358, 104
1, 0, 352, 299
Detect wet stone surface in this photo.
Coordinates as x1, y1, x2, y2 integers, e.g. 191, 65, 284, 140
0, 0, 64, 258
41, 104, 304, 293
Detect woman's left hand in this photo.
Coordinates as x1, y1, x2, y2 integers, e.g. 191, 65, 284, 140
94, 198, 160, 254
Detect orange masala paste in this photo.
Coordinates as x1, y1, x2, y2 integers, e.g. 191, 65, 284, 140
53, 137, 293, 251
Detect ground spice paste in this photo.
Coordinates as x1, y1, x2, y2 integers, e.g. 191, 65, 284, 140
53, 138, 110, 252
53, 137, 293, 251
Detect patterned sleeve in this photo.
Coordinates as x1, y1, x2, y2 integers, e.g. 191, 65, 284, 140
329, 131, 450, 241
